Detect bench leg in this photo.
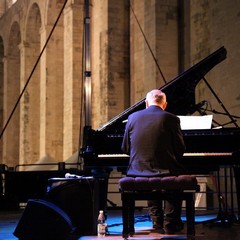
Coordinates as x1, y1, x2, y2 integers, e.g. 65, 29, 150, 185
128, 199, 135, 236
122, 194, 135, 239
122, 196, 129, 239
185, 193, 195, 236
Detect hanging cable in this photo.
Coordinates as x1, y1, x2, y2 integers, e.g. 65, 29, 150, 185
0, 0, 69, 140
130, 3, 167, 84
77, 0, 91, 167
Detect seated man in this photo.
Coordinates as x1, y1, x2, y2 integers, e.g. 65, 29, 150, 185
121, 89, 186, 234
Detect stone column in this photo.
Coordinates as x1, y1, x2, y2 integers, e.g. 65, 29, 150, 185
63, 2, 84, 160
130, 0, 179, 102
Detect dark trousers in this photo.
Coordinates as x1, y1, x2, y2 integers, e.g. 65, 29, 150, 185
148, 191, 183, 228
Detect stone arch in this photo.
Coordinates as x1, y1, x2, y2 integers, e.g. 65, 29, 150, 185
5, 21, 21, 166
21, 3, 41, 164
0, 36, 4, 161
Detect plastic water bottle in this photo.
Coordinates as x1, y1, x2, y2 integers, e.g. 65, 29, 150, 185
97, 210, 107, 237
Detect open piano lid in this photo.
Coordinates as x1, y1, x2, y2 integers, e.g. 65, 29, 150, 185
97, 46, 227, 133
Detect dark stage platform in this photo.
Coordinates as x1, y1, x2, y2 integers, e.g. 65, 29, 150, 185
1, 208, 240, 240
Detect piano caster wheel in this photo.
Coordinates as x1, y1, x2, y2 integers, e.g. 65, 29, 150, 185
129, 232, 134, 237
123, 233, 129, 239
186, 235, 196, 240
129, 229, 135, 237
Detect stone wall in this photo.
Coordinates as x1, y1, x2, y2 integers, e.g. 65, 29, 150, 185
0, 0, 239, 168
190, 0, 240, 126
0, 0, 85, 166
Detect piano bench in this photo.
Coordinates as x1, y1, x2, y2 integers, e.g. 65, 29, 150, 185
118, 175, 199, 239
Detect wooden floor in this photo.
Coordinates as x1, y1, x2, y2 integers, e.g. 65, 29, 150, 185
1, 208, 240, 240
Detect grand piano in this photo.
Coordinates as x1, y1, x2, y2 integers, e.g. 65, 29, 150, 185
81, 46, 240, 217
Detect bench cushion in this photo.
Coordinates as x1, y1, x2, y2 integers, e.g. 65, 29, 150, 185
119, 175, 198, 191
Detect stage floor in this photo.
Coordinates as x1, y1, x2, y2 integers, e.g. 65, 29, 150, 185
1, 208, 240, 240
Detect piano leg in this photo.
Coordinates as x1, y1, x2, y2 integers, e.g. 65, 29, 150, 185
202, 167, 237, 225
90, 168, 112, 215
233, 166, 240, 222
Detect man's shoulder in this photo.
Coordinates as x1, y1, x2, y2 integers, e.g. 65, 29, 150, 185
129, 108, 146, 117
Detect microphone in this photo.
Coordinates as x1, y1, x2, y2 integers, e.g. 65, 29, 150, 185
65, 173, 82, 179
195, 100, 207, 109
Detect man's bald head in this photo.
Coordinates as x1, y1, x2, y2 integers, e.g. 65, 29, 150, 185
145, 89, 167, 110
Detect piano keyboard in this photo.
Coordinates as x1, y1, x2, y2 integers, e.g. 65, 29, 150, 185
98, 152, 233, 158
98, 154, 129, 158
183, 152, 232, 156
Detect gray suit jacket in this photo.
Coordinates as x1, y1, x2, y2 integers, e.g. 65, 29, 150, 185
121, 105, 186, 177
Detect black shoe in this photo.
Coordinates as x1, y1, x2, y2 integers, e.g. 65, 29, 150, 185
151, 217, 164, 234
151, 226, 165, 234
164, 222, 184, 234
151, 216, 163, 229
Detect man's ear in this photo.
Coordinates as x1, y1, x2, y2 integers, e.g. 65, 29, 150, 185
145, 100, 149, 108
163, 102, 167, 110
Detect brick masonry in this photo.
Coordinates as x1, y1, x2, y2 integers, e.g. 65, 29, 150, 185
0, 0, 239, 168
